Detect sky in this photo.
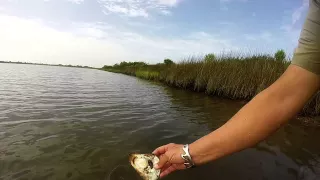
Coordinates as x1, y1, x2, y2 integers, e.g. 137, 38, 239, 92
0, 0, 310, 67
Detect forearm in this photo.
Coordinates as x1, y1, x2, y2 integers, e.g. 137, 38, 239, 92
189, 65, 320, 165
189, 89, 294, 165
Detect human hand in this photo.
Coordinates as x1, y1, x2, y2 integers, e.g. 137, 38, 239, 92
152, 143, 186, 178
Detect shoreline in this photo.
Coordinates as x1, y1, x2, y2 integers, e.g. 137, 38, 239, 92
0, 61, 96, 69
104, 69, 320, 127
101, 54, 320, 121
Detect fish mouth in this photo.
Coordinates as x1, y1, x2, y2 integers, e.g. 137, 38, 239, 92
148, 159, 153, 169
129, 154, 136, 164
129, 154, 157, 166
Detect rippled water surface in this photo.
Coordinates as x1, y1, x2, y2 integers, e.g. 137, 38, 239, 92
0, 63, 320, 180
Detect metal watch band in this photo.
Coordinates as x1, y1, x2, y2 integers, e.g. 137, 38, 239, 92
181, 144, 195, 169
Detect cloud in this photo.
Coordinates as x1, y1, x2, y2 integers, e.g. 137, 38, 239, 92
40, 0, 84, 3
220, 0, 248, 3
281, 0, 308, 43
98, 0, 182, 17
160, 9, 172, 15
0, 15, 238, 67
157, 0, 180, 6
0, 15, 125, 67
291, 0, 308, 25
67, 0, 84, 4
244, 31, 273, 42
102, 4, 149, 17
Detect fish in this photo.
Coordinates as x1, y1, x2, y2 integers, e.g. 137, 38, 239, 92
129, 154, 160, 180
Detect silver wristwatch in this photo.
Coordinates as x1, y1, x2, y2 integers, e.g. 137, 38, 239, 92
181, 144, 195, 168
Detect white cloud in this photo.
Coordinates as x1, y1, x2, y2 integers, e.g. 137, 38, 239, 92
281, 0, 308, 43
244, 31, 273, 42
157, 0, 180, 6
0, 15, 124, 67
98, 0, 181, 17
291, 0, 308, 25
102, 4, 149, 17
67, 0, 84, 4
41, 0, 84, 3
0, 15, 237, 67
220, 0, 248, 3
281, 25, 301, 43
260, 32, 273, 42
160, 9, 172, 15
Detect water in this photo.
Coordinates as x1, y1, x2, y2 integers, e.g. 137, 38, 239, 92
0, 63, 319, 180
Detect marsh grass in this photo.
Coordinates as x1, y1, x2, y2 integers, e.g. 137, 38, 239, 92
103, 54, 320, 116
135, 70, 160, 80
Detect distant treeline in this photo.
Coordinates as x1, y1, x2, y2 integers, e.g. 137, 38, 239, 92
102, 50, 320, 116
0, 61, 95, 69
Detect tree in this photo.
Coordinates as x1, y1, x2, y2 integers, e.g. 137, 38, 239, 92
102, 65, 112, 69
204, 53, 216, 63
120, 61, 129, 67
164, 59, 174, 65
132, 62, 147, 67
274, 49, 286, 62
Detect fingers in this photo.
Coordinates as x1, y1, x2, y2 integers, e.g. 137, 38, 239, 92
160, 162, 172, 172
160, 166, 177, 178
173, 164, 186, 170
155, 154, 168, 169
153, 143, 175, 156
160, 162, 185, 175
152, 144, 168, 156
160, 164, 186, 178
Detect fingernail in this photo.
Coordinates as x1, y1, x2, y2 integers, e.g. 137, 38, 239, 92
154, 164, 159, 169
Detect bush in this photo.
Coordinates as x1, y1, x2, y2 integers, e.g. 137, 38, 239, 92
102, 65, 112, 69
164, 59, 174, 65
204, 53, 216, 63
274, 49, 286, 62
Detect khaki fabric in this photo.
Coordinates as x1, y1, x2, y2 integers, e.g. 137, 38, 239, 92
292, 0, 320, 74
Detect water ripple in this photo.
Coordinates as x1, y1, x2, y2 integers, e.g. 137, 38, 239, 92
1, 64, 320, 180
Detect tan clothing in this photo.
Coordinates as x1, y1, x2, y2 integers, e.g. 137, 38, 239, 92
291, 0, 320, 74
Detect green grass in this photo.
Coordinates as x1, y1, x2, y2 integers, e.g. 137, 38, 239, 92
135, 70, 160, 80
102, 54, 320, 116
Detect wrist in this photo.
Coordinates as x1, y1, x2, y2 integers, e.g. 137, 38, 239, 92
189, 140, 221, 166
188, 143, 202, 166
181, 144, 195, 168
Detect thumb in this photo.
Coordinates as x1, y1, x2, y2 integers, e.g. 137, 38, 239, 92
155, 154, 169, 169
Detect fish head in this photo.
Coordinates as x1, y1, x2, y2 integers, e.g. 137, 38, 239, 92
129, 154, 160, 180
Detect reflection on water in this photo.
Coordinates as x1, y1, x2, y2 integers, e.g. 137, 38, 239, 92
0, 63, 319, 180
